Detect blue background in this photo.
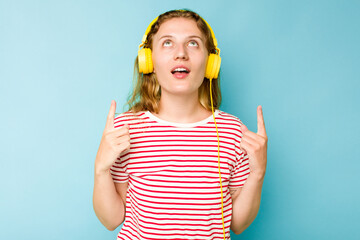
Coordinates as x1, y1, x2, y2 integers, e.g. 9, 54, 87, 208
1, 0, 359, 239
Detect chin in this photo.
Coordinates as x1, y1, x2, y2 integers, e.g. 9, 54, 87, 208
165, 88, 199, 96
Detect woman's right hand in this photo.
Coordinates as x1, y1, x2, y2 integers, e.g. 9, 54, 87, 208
95, 100, 130, 174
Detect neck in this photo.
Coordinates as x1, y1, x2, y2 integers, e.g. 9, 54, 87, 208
153, 92, 212, 123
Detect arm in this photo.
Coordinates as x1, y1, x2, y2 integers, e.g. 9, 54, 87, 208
93, 100, 130, 231
93, 168, 128, 231
230, 173, 264, 235
231, 106, 267, 234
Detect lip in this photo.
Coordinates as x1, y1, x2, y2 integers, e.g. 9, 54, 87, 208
172, 72, 189, 79
171, 65, 191, 73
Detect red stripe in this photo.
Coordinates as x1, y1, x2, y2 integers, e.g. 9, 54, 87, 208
129, 186, 227, 201
128, 195, 233, 213
130, 176, 228, 190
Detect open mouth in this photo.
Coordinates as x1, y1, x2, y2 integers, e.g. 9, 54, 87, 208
171, 67, 190, 79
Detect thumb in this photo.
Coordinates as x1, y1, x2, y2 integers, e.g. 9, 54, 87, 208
105, 100, 116, 130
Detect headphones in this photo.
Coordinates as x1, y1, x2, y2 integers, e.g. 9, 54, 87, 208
138, 11, 221, 80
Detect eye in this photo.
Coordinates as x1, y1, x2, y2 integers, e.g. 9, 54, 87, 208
188, 40, 198, 47
163, 40, 172, 47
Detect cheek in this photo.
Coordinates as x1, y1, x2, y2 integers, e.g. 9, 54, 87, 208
195, 55, 208, 75
152, 52, 169, 73
151, 52, 159, 69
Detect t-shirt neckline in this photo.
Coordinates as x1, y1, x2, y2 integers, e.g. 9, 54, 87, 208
144, 109, 220, 128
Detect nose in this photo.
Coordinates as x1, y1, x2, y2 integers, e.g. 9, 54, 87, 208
174, 43, 189, 60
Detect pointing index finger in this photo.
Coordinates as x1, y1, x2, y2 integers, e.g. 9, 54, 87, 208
257, 105, 267, 137
106, 100, 116, 130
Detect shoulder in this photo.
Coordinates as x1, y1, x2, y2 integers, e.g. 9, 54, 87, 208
217, 110, 245, 128
113, 110, 148, 128
217, 110, 245, 145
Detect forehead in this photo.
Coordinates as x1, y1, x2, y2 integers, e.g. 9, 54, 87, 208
154, 17, 204, 40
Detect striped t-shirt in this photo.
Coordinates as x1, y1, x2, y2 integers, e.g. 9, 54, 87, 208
110, 109, 250, 240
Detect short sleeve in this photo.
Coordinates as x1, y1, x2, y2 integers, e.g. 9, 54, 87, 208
110, 158, 129, 183
109, 114, 129, 183
229, 147, 251, 189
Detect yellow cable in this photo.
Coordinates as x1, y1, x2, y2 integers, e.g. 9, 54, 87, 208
209, 78, 226, 240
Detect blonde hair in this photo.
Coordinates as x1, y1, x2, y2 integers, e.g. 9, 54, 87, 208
124, 9, 222, 114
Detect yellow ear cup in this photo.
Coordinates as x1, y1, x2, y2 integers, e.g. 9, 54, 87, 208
205, 53, 221, 79
138, 47, 153, 74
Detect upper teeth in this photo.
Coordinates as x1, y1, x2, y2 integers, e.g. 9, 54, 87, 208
173, 68, 188, 72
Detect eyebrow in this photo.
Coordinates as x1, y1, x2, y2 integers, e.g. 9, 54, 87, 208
159, 35, 204, 41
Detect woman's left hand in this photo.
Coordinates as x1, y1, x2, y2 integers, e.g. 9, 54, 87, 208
240, 105, 268, 178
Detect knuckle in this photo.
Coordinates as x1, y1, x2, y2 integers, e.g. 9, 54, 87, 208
119, 142, 130, 152
103, 133, 110, 141
110, 144, 118, 152
118, 126, 128, 135
105, 129, 113, 136
116, 144, 124, 152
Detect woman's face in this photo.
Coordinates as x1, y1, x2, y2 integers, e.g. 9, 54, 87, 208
151, 17, 208, 97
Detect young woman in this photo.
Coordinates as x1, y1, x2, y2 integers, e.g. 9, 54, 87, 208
93, 9, 268, 240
